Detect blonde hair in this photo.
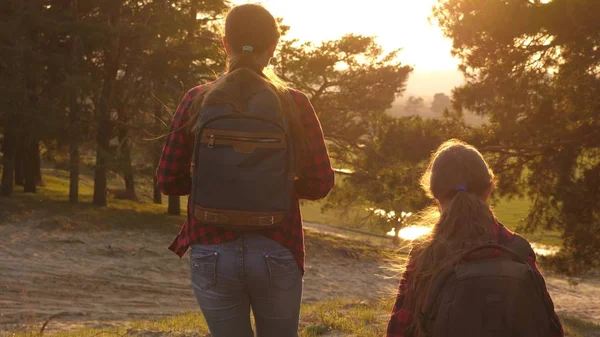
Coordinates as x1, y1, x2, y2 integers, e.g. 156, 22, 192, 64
404, 139, 498, 336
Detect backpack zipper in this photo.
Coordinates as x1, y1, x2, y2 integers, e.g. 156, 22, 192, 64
207, 134, 281, 148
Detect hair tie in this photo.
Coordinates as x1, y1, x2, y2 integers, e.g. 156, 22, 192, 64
242, 45, 254, 53
456, 185, 468, 192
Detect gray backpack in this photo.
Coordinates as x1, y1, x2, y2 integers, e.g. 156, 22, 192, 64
190, 72, 295, 230
419, 235, 559, 337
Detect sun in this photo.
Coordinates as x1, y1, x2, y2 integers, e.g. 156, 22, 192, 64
230, 0, 460, 72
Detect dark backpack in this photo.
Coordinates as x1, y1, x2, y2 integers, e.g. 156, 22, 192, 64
190, 75, 294, 229
419, 234, 558, 337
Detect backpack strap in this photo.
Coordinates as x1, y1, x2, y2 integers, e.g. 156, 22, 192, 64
508, 233, 564, 334
507, 233, 535, 262
419, 265, 456, 337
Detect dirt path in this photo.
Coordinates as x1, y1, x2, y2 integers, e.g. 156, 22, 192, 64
0, 214, 397, 331
0, 214, 599, 332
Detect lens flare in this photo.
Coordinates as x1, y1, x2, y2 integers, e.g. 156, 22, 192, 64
398, 225, 432, 241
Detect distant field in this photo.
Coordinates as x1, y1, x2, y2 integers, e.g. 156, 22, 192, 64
0, 164, 561, 247
491, 196, 563, 246
301, 192, 563, 247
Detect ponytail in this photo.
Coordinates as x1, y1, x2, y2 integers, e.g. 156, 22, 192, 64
187, 3, 309, 175
400, 139, 498, 336
434, 190, 496, 244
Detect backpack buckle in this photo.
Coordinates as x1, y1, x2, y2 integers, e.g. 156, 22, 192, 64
257, 216, 275, 226
204, 211, 221, 223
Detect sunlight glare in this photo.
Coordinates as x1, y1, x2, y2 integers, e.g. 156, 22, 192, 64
389, 227, 559, 256
232, 0, 460, 72
333, 168, 354, 174
530, 243, 559, 256
398, 225, 432, 241
386, 225, 432, 240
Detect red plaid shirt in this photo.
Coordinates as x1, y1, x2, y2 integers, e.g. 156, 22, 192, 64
386, 223, 564, 337
157, 83, 334, 272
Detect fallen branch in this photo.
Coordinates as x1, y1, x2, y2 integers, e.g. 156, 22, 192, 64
39, 312, 70, 335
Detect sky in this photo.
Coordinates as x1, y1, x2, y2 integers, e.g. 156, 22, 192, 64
230, 0, 465, 97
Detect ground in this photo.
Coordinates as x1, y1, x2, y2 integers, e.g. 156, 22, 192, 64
0, 211, 399, 330
1, 168, 599, 336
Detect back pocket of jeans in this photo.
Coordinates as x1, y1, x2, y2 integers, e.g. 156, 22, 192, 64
191, 251, 218, 290
264, 252, 300, 290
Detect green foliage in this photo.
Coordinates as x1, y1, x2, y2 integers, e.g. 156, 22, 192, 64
434, 0, 600, 274
431, 93, 451, 114
273, 34, 436, 234
0, 0, 229, 202
275, 34, 412, 158
404, 96, 425, 114
324, 112, 471, 234
273, 34, 479, 235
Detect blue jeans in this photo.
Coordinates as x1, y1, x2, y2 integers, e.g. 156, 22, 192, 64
190, 234, 303, 337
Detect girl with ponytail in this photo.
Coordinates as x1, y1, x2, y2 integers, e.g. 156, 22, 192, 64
157, 4, 334, 337
386, 139, 563, 337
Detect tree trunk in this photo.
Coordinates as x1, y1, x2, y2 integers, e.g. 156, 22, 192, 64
3, 0, 28, 197
69, 90, 80, 202
168, 195, 180, 215
69, 92, 79, 203
1, 116, 16, 197
123, 152, 135, 198
116, 96, 136, 200
68, 0, 80, 203
152, 88, 163, 204
93, 119, 111, 206
23, 136, 38, 193
21, 0, 40, 194
35, 143, 42, 186
93, 0, 123, 207
14, 140, 24, 186
153, 173, 162, 204
392, 228, 400, 246
119, 123, 136, 200
124, 165, 135, 198
186, 1, 199, 42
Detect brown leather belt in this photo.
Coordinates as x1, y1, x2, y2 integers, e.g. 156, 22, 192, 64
193, 206, 285, 228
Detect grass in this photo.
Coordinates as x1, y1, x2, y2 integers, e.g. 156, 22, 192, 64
1, 158, 562, 247
562, 316, 600, 337
0, 167, 395, 256
301, 199, 354, 228
299, 161, 562, 247
0, 167, 187, 232
7, 298, 599, 337
0, 165, 562, 262
491, 196, 563, 247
